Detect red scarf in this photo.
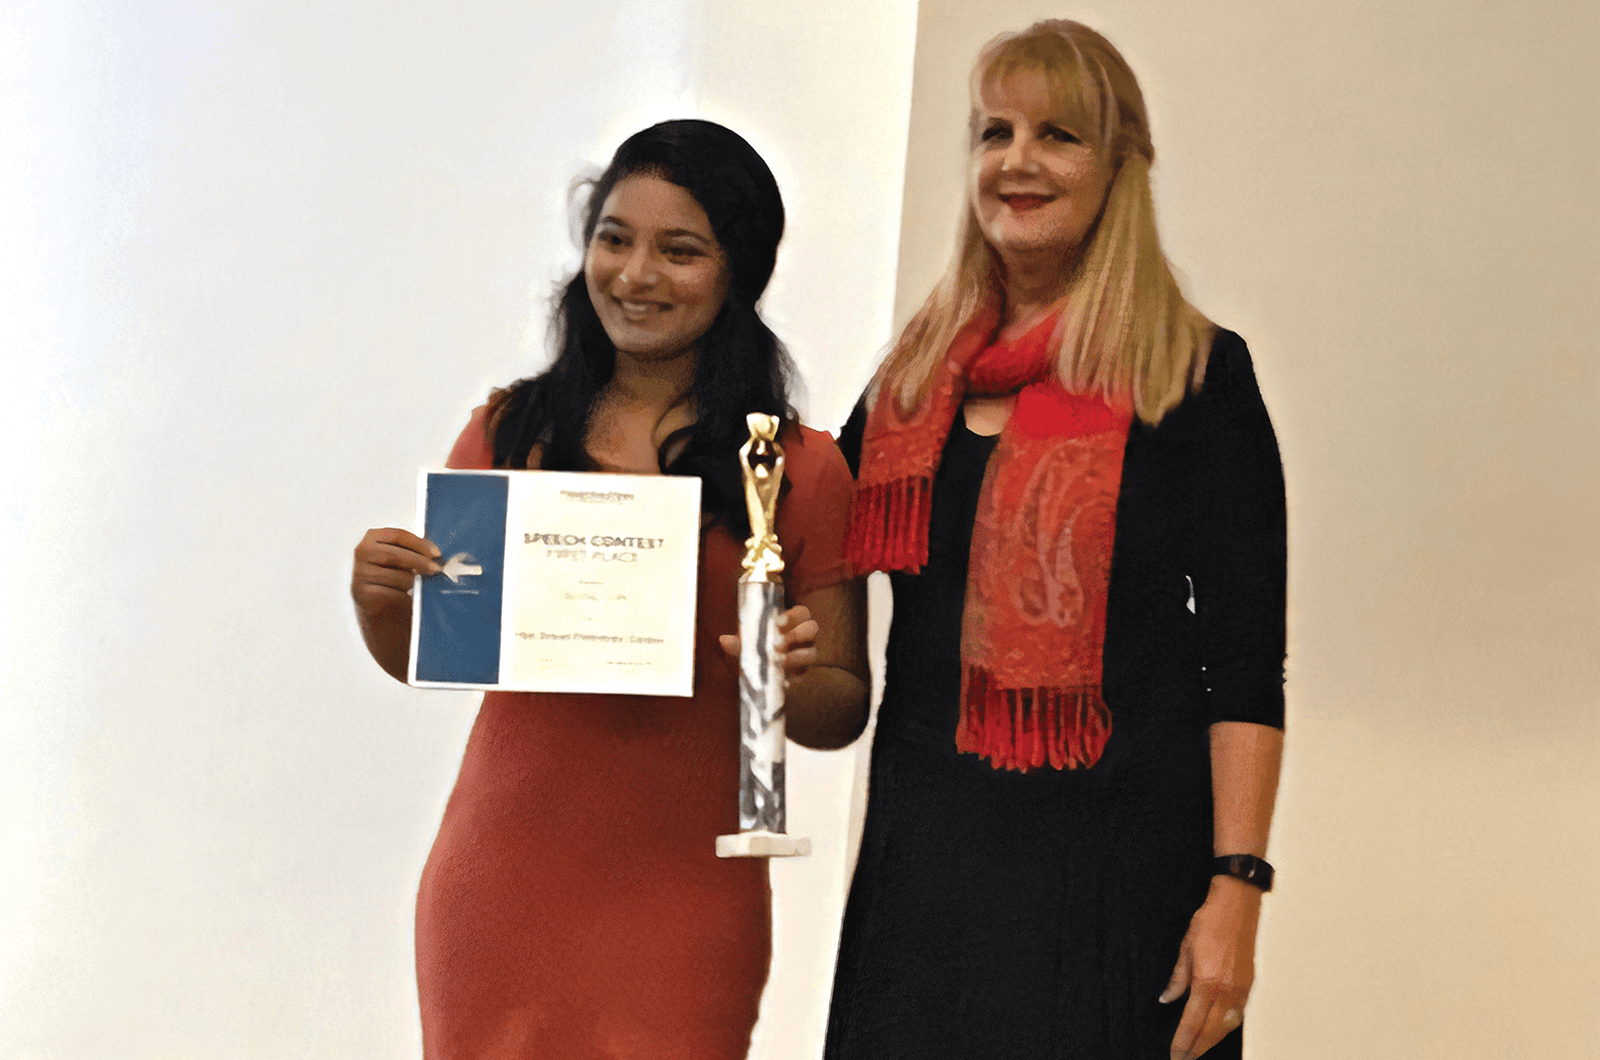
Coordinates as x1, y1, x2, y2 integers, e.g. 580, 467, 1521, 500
845, 306, 1132, 772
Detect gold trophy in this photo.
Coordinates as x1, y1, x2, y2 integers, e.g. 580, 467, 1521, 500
716, 414, 810, 858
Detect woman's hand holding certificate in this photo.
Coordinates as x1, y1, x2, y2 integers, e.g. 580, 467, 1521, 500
351, 527, 441, 682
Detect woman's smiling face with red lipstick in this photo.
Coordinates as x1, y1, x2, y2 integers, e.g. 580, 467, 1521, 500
969, 69, 1113, 269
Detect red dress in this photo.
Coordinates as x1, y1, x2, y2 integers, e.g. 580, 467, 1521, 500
415, 409, 855, 1060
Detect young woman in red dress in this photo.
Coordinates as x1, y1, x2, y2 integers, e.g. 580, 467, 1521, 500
351, 120, 868, 1060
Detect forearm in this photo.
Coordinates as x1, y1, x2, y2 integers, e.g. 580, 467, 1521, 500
785, 665, 869, 750
1159, 721, 1282, 1033
358, 606, 413, 684
780, 577, 869, 750
1209, 720, 1283, 858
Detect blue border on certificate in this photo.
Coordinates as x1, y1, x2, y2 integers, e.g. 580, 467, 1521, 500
415, 472, 507, 684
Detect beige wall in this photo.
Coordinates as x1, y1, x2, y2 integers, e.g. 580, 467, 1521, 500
893, 2, 1600, 1057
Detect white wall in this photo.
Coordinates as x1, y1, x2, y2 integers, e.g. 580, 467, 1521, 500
0, 1, 913, 1056
896, 2, 1598, 1058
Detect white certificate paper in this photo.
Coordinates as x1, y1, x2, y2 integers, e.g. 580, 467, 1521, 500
408, 469, 702, 697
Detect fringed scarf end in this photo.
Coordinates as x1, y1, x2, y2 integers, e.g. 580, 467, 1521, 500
956, 667, 1111, 772
845, 477, 933, 574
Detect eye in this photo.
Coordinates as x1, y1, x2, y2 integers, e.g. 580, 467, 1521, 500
593, 229, 627, 249
663, 243, 706, 261
1042, 124, 1083, 145
978, 120, 1012, 144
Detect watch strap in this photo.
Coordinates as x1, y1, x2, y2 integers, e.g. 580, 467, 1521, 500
1212, 854, 1274, 892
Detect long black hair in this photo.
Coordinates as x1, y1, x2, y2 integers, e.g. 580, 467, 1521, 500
490, 119, 794, 539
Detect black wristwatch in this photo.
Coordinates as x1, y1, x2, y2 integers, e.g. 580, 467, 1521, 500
1212, 854, 1274, 892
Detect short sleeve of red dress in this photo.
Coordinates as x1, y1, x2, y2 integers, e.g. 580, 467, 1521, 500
771, 422, 855, 599
416, 408, 855, 1060
443, 405, 495, 470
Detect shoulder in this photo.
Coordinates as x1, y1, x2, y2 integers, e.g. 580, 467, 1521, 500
445, 404, 496, 470
778, 421, 853, 490
774, 420, 854, 522
1164, 327, 1275, 435
773, 421, 855, 595
779, 420, 839, 450
1156, 327, 1285, 496
1130, 327, 1283, 483
1198, 328, 1261, 398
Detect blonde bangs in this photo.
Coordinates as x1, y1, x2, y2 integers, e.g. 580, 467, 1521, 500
971, 34, 1113, 152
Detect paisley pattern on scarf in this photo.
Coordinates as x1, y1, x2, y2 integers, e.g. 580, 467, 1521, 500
847, 309, 1130, 771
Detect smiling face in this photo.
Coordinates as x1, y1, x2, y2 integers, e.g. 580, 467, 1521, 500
968, 68, 1114, 272
584, 173, 730, 364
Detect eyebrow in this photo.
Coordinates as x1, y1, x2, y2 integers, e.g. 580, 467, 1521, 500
595, 215, 715, 244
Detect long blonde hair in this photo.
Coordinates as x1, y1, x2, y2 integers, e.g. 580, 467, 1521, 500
881, 20, 1211, 425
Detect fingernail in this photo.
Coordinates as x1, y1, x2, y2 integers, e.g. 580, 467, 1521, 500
428, 544, 441, 558
428, 563, 441, 575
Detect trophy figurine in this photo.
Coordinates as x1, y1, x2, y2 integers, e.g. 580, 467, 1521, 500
716, 413, 811, 858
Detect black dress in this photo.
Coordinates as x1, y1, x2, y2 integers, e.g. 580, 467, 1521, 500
824, 330, 1285, 1060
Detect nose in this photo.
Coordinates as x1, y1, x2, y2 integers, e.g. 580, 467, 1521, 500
618, 243, 659, 288
1000, 131, 1040, 174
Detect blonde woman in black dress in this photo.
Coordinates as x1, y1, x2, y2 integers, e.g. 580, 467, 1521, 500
826, 21, 1285, 1060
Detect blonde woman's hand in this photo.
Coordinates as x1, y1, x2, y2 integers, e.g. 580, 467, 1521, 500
1160, 876, 1262, 1060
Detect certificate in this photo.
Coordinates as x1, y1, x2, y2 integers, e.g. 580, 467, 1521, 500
408, 469, 702, 696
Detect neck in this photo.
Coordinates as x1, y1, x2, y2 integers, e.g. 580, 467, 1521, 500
608, 349, 697, 415
997, 249, 1071, 328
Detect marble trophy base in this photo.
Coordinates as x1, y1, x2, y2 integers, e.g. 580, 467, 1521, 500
716, 830, 812, 858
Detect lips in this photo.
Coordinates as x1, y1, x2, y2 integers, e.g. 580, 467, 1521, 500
616, 297, 669, 321
1000, 194, 1054, 212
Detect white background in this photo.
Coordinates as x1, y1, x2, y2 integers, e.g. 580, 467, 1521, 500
3, 1, 1596, 1057
1, 1, 914, 1056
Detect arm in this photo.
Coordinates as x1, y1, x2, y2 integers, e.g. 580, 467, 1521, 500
752, 422, 870, 748
717, 576, 870, 750
1164, 332, 1288, 1059
1163, 721, 1283, 1059
780, 577, 870, 749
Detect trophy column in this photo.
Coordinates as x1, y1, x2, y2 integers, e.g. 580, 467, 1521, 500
716, 413, 811, 859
